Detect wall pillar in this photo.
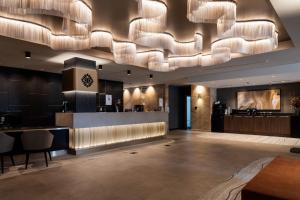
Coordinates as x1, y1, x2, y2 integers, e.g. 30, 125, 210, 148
191, 85, 216, 131
62, 57, 98, 112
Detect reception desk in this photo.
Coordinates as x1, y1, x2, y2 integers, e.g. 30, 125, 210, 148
224, 115, 292, 137
56, 112, 168, 154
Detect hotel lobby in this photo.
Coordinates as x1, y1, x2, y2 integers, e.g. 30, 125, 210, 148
0, 0, 300, 199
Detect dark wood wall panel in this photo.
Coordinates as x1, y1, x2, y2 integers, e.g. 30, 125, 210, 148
0, 66, 125, 125
217, 82, 300, 113
75, 92, 97, 112
98, 79, 123, 112
0, 66, 63, 126
0, 92, 8, 111
224, 116, 291, 137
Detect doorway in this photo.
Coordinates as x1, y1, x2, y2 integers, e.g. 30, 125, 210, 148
186, 96, 191, 129
168, 85, 191, 130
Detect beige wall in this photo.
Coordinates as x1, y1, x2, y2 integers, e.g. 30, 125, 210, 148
74, 68, 98, 92
191, 85, 215, 131
124, 84, 165, 112
63, 67, 98, 92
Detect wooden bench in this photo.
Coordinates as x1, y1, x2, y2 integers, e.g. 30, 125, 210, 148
242, 156, 300, 200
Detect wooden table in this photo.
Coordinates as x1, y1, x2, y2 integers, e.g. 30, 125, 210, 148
242, 156, 300, 200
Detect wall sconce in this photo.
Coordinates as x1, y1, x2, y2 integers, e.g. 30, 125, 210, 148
194, 106, 198, 110
197, 94, 204, 107
196, 85, 205, 94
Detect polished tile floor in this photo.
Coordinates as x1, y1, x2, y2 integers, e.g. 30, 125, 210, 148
0, 131, 296, 200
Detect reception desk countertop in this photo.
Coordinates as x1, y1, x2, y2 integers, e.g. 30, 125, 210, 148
56, 112, 168, 128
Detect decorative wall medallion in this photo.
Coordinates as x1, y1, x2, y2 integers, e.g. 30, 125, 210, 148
81, 73, 94, 88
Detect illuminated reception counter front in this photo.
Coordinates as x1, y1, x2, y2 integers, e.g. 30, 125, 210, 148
55, 112, 168, 154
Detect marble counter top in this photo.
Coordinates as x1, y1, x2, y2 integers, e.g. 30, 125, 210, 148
55, 112, 169, 128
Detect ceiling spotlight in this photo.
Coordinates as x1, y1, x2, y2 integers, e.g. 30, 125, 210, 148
127, 70, 131, 75
25, 51, 31, 59
98, 65, 103, 70
149, 74, 153, 79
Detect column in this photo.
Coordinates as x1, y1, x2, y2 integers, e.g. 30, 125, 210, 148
62, 57, 98, 112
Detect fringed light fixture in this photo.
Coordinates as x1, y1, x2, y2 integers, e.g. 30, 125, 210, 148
211, 20, 278, 55
133, 50, 169, 71
212, 36, 278, 55
129, 0, 167, 43
187, 0, 236, 34
0, 0, 92, 50
168, 54, 201, 69
89, 0, 278, 72
128, 0, 169, 64
167, 47, 231, 69
0, 15, 91, 50
127, 0, 204, 71
0, 0, 92, 31
146, 51, 173, 72
0, 16, 51, 46
112, 42, 137, 64
186, 0, 279, 69
50, 35, 90, 50
0, 0, 280, 72
90, 30, 114, 49
219, 20, 278, 41
90, 30, 137, 66
129, 0, 203, 55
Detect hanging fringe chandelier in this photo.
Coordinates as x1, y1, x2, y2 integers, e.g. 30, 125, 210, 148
187, 0, 236, 34
219, 20, 278, 41
212, 35, 278, 55
127, 0, 204, 71
0, 0, 279, 72
168, 47, 231, 69
186, 0, 279, 69
0, 0, 92, 50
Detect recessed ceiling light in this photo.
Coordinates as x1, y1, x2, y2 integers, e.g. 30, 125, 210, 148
25, 51, 31, 59
127, 70, 131, 76
272, 75, 277, 78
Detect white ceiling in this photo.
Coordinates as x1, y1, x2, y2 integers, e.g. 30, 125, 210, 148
0, 0, 299, 89
200, 73, 300, 89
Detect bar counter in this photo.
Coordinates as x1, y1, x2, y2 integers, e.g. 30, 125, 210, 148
224, 115, 292, 137
56, 112, 168, 154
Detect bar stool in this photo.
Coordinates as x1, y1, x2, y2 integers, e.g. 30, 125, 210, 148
0, 133, 15, 174
21, 130, 54, 169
